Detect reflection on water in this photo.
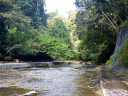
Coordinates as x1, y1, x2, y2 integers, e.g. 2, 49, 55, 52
0, 64, 99, 96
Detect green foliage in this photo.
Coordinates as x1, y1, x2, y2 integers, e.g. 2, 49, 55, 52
0, 0, 13, 12
67, 11, 80, 55
1, 0, 127, 62
40, 16, 74, 60
81, 49, 90, 60
0, 0, 76, 61
0, 0, 46, 59
75, 0, 128, 62
77, 22, 115, 62
15, 0, 47, 28
5, 26, 41, 56
47, 16, 70, 42
106, 55, 113, 70
119, 69, 128, 77
117, 20, 128, 31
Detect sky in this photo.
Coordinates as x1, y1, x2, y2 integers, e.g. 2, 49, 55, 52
45, 0, 76, 18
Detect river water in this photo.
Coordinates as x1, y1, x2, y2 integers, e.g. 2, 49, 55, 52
0, 64, 100, 96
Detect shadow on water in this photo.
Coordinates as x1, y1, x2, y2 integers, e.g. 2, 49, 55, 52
0, 63, 100, 96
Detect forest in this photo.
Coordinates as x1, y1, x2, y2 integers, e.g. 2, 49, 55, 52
0, 0, 128, 64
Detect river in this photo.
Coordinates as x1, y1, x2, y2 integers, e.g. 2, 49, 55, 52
0, 63, 100, 96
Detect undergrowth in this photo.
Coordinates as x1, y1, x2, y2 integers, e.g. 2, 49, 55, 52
106, 55, 113, 71
117, 20, 128, 32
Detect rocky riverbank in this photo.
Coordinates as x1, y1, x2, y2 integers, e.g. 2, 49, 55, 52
0, 60, 87, 69
100, 65, 128, 96
0, 60, 97, 69
0, 62, 53, 69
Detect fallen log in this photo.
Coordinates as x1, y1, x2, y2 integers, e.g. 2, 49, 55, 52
22, 90, 38, 96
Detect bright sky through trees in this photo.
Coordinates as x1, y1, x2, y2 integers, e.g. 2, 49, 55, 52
45, 0, 76, 18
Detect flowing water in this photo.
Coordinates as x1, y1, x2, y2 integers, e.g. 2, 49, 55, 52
0, 63, 100, 96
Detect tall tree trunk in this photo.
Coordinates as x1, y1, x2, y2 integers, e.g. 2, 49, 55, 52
36, 0, 39, 14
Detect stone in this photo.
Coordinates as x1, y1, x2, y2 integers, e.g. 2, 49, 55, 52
15, 59, 19, 63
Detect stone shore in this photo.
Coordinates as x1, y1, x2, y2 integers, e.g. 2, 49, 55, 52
0, 62, 54, 69
100, 65, 128, 96
0, 61, 86, 69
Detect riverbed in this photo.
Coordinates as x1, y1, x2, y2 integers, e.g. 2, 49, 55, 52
0, 63, 100, 96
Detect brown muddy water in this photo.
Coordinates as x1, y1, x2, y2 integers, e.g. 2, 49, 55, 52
0, 64, 100, 96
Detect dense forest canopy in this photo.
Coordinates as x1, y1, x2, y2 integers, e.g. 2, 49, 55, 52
0, 0, 128, 63
0, 0, 75, 60
75, 0, 128, 63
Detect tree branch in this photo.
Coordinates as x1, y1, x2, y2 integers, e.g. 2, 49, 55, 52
102, 10, 116, 30
4, 44, 18, 56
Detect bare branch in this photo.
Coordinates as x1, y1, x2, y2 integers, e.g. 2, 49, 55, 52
102, 10, 116, 30
4, 44, 18, 56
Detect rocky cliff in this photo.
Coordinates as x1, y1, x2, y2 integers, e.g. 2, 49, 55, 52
109, 27, 128, 72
